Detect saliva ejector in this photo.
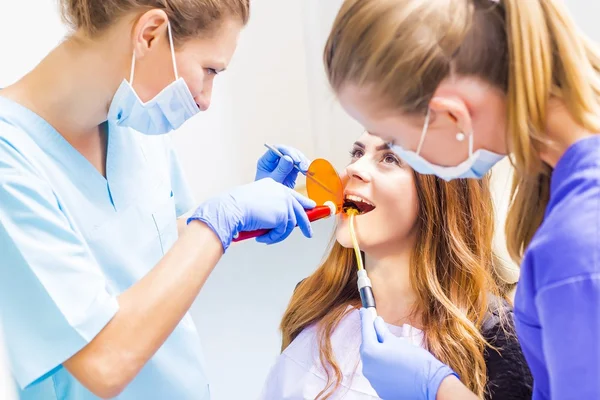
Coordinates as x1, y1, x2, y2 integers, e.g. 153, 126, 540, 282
343, 202, 377, 319
232, 201, 337, 242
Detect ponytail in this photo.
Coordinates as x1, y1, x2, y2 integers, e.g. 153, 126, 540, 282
60, 0, 95, 34
504, 0, 600, 263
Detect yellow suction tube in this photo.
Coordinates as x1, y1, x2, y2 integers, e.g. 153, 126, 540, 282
345, 208, 377, 316
347, 209, 364, 271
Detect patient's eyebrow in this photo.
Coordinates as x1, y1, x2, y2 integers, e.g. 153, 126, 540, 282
352, 141, 390, 151
361, 131, 393, 151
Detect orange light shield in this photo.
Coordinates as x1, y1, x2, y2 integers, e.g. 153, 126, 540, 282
305, 158, 343, 212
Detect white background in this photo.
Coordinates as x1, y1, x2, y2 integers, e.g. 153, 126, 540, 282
0, 1, 599, 399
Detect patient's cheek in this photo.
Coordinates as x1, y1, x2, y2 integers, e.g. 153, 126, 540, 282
335, 220, 353, 249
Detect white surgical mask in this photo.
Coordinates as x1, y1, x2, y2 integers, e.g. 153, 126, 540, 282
389, 109, 505, 181
107, 20, 200, 135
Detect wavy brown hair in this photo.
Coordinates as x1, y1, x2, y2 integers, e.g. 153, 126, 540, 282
280, 173, 510, 398
322, 0, 600, 265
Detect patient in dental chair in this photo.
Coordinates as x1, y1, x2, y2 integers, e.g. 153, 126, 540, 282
259, 133, 533, 400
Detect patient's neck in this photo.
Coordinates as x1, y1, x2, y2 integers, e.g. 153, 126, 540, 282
365, 246, 420, 328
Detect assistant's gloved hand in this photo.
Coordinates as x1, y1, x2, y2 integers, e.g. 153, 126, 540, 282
188, 178, 316, 251
359, 308, 458, 400
255, 144, 310, 189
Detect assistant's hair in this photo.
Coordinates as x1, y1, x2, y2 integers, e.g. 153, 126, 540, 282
281, 173, 510, 398
60, 0, 250, 40
323, 0, 600, 264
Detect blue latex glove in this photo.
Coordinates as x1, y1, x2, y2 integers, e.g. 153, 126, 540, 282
359, 308, 458, 400
188, 178, 316, 251
255, 144, 310, 189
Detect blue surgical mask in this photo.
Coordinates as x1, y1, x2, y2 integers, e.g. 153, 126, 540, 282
107, 20, 200, 135
389, 109, 505, 181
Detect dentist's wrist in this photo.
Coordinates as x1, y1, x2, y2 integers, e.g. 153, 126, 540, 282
187, 195, 242, 252
185, 219, 223, 253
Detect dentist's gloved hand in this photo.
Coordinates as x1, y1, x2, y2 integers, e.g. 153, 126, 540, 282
255, 144, 310, 189
359, 308, 458, 400
188, 178, 316, 251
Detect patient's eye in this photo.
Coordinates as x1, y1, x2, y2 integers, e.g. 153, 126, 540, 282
382, 152, 401, 166
349, 148, 364, 159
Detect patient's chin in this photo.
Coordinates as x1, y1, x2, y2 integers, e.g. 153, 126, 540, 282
335, 222, 370, 250
335, 223, 353, 249
336, 222, 394, 255
336, 237, 354, 249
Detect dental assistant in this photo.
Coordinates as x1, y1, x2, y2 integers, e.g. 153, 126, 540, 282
0, 1, 316, 399
324, 0, 600, 399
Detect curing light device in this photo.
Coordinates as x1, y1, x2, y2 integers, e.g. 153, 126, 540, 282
232, 201, 337, 242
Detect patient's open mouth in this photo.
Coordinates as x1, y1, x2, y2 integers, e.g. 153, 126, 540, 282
343, 194, 376, 215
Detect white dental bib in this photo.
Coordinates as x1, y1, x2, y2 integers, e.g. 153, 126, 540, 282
259, 306, 424, 399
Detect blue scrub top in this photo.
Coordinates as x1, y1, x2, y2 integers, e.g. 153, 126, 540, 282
514, 135, 600, 399
0, 95, 209, 399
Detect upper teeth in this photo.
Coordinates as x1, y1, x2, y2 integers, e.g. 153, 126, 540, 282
345, 194, 374, 206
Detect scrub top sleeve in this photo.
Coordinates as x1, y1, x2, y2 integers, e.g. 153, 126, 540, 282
0, 146, 119, 389
536, 275, 600, 399
168, 143, 196, 217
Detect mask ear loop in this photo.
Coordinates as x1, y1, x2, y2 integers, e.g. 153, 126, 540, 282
415, 108, 431, 155
128, 19, 179, 86
166, 20, 179, 81
467, 129, 474, 160
130, 53, 136, 85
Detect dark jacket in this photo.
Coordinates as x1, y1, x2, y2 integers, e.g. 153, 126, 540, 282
482, 303, 533, 399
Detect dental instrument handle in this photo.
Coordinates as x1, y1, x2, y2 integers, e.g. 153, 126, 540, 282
232, 201, 337, 242
263, 143, 336, 196
264, 143, 307, 176
357, 269, 378, 318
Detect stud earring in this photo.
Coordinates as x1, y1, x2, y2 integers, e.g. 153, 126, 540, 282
456, 132, 466, 142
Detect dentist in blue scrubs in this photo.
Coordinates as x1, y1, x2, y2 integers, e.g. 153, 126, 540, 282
0, 1, 315, 399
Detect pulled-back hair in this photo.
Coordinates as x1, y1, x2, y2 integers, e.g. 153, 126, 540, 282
60, 0, 250, 41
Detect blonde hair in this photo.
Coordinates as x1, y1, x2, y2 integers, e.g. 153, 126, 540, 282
281, 173, 511, 398
324, 0, 600, 264
60, 0, 250, 41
